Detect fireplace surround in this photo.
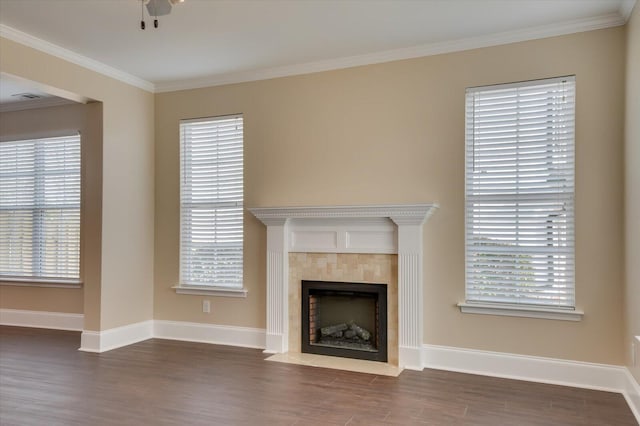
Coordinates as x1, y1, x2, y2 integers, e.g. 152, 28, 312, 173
250, 204, 437, 370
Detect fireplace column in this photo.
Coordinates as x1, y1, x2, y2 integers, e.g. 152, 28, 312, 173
263, 218, 289, 353
391, 216, 426, 371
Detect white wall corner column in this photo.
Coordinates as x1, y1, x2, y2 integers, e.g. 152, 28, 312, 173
249, 204, 437, 368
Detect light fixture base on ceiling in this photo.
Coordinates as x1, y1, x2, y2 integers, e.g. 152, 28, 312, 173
141, 0, 184, 30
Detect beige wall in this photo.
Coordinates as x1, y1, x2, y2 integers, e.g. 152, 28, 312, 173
0, 103, 102, 315
155, 27, 626, 364
625, 3, 640, 384
0, 38, 155, 331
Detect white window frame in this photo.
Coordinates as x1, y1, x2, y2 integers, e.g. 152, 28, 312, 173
459, 76, 582, 321
0, 134, 82, 286
174, 114, 246, 298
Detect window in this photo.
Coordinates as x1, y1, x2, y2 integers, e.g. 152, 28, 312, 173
0, 135, 81, 282
464, 76, 576, 311
179, 115, 244, 292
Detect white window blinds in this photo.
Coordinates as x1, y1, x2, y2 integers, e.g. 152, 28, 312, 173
180, 115, 243, 288
465, 76, 575, 308
0, 135, 81, 281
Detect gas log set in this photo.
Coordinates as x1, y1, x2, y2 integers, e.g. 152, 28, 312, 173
317, 321, 375, 351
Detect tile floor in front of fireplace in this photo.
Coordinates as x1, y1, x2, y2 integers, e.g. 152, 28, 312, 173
266, 352, 403, 376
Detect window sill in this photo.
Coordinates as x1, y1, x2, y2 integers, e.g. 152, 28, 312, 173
0, 277, 83, 289
172, 285, 248, 298
457, 302, 583, 321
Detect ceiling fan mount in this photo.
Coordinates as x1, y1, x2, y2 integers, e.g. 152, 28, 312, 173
140, 0, 185, 30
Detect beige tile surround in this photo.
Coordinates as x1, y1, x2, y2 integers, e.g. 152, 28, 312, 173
288, 253, 399, 366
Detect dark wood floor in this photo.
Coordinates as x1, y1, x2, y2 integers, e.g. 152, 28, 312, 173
0, 326, 636, 426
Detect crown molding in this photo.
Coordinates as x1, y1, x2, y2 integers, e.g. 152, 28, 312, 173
620, 0, 637, 21
0, 24, 155, 93
154, 12, 627, 93
1, 7, 630, 96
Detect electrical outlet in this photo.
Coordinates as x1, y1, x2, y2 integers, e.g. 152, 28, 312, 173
202, 300, 211, 313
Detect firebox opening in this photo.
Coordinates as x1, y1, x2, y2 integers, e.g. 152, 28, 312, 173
302, 280, 388, 362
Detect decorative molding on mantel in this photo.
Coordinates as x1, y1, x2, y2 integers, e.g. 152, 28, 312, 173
249, 204, 438, 370
249, 204, 438, 224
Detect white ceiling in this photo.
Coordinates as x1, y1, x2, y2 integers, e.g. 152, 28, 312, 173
0, 77, 54, 103
0, 74, 76, 111
0, 0, 635, 93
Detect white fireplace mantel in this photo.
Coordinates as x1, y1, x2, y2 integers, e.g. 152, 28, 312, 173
249, 203, 438, 370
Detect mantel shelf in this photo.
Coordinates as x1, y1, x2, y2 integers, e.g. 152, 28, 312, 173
249, 203, 438, 226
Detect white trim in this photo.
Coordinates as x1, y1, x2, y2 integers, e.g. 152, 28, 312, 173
79, 320, 154, 353
423, 344, 624, 391
289, 221, 397, 254
249, 204, 438, 224
399, 346, 424, 371
172, 285, 247, 298
423, 344, 640, 423
154, 320, 266, 350
0, 308, 83, 331
620, 0, 637, 21
457, 302, 584, 321
1, 281, 82, 289
263, 333, 286, 354
250, 203, 438, 368
154, 13, 626, 93
1, 10, 629, 95
622, 368, 640, 422
0, 24, 154, 93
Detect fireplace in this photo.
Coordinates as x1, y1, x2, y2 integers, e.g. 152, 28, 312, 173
249, 204, 437, 370
302, 280, 388, 362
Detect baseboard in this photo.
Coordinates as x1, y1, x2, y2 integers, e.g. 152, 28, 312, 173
154, 320, 266, 349
622, 369, 640, 422
399, 345, 424, 371
79, 320, 154, 353
423, 343, 640, 423
423, 343, 627, 391
264, 332, 286, 354
0, 313, 266, 353
0, 308, 83, 331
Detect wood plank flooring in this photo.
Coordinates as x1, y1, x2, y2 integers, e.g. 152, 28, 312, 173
0, 326, 636, 425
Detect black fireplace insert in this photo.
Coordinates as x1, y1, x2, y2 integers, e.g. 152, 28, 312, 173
301, 280, 387, 362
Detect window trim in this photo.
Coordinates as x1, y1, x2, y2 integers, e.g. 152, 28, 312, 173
172, 285, 247, 298
461, 76, 578, 319
457, 302, 583, 321
0, 277, 82, 288
176, 114, 245, 295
